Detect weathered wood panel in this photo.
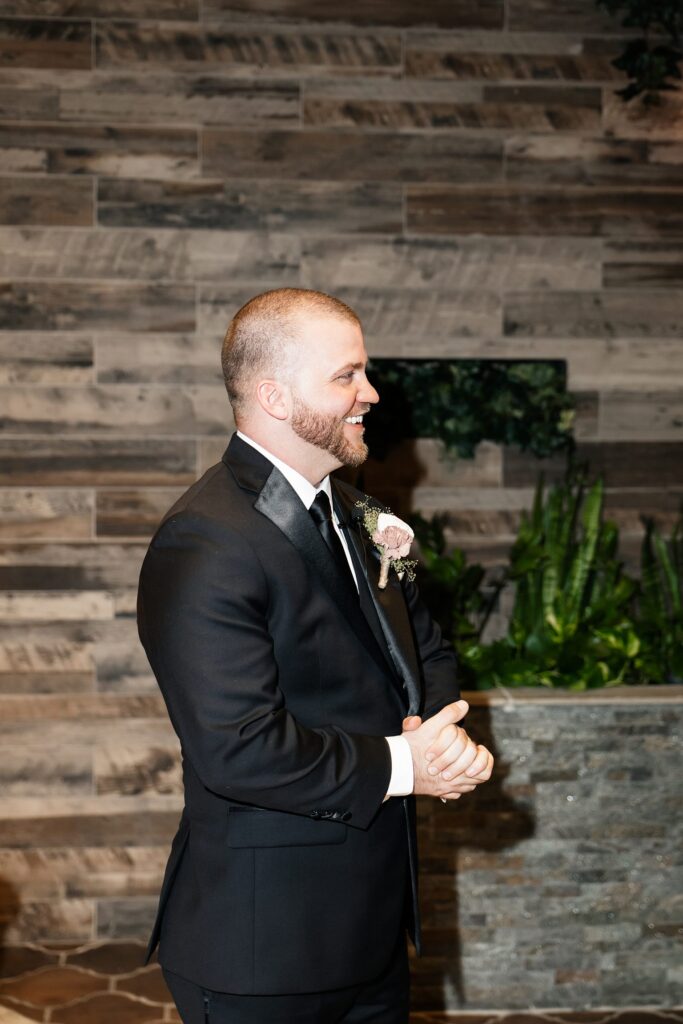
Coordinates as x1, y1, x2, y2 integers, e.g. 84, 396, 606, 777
0, 385, 229, 436
504, 442, 683, 488
0, 438, 198, 485
95, 21, 402, 76
0, 281, 195, 332
603, 241, 683, 288
96, 334, 222, 384
0, 333, 92, 384
0, 18, 91, 70
0, 176, 93, 226
505, 134, 683, 187
0, 1, 198, 16
202, 0, 503, 29
0, 122, 199, 179
508, 0, 619, 32
0, 227, 300, 284
203, 126, 503, 182
96, 489, 184, 537
0, 491, 93, 541
62, 71, 299, 126
599, 392, 683, 441
503, 290, 683, 338
98, 177, 403, 233
200, 284, 502, 342
406, 186, 683, 237
300, 236, 601, 291
303, 83, 602, 132
405, 32, 625, 81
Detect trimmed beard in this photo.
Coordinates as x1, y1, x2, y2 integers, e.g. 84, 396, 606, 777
291, 393, 369, 468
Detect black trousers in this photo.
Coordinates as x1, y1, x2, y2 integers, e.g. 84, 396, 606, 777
162, 936, 410, 1024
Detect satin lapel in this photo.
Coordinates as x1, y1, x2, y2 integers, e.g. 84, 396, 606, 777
334, 486, 422, 716
254, 468, 390, 677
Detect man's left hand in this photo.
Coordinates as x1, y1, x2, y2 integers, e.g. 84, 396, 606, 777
402, 714, 494, 801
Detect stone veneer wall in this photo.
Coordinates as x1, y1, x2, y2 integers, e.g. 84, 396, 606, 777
0, 0, 682, 1010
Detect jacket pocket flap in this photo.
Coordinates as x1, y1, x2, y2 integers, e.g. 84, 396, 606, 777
226, 809, 347, 848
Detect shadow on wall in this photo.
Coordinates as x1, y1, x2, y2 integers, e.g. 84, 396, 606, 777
0, 878, 21, 971
412, 703, 535, 1011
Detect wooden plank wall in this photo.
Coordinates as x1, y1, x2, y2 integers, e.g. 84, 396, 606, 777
0, 0, 681, 948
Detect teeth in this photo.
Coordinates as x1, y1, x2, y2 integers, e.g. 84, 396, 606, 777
344, 415, 363, 424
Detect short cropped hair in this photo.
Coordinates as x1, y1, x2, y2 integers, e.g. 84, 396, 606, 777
221, 288, 361, 419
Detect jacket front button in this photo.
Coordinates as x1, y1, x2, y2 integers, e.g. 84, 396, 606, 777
310, 810, 321, 819
341, 811, 352, 822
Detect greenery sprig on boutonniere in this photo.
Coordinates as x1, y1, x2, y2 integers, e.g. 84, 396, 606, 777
354, 499, 418, 589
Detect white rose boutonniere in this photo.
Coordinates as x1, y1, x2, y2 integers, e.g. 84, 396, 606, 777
355, 500, 418, 590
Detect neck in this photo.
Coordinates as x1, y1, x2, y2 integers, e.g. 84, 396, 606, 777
238, 425, 338, 487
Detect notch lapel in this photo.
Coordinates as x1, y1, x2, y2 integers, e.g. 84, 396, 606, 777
334, 485, 422, 716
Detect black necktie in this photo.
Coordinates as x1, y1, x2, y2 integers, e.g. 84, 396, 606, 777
309, 491, 357, 592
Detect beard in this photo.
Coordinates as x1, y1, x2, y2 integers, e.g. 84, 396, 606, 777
291, 393, 369, 468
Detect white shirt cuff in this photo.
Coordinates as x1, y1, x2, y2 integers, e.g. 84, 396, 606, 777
384, 735, 414, 798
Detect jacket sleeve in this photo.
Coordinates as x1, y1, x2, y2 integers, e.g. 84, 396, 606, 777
401, 575, 461, 720
137, 511, 391, 829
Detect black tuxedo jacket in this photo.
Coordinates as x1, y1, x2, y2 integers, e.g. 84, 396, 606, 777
137, 433, 458, 995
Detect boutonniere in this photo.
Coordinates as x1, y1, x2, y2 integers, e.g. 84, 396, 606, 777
354, 499, 417, 589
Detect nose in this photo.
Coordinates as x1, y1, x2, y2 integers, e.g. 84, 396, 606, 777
358, 373, 379, 406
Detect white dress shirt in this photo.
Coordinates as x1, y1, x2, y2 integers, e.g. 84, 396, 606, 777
236, 431, 414, 798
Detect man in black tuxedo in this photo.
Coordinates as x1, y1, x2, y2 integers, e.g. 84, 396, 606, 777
138, 288, 493, 1023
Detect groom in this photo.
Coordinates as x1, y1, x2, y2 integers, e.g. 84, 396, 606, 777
137, 288, 493, 1023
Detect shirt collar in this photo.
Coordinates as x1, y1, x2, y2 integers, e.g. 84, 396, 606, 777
236, 431, 332, 512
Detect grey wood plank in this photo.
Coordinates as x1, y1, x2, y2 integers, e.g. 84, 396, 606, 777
0, 490, 93, 542
0, 68, 298, 126
2, 898, 93, 942
567, 338, 683, 391
303, 86, 601, 132
406, 186, 683, 237
0, 333, 92, 384
405, 31, 625, 80
599, 392, 683, 441
0, 176, 93, 227
504, 290, 683, 338
0, 122, 199, 179
0, 746, 92, 796
0, 438, 197, 485
203, 127, 502, 183
0, 0, 198, 16
0, 543, 148, 595
0, 281, 195, 332
0, 68, 59, 119
200, 284, 502, 342
509, 0, 621, 31
0, 17, 91, 70
96, 488, 185, 538
96, 334, 222, 384
98, 177, 403, 233
300, 236, 601, 291
94, 743, 181, 796
95, 21, 402, 76
0, 671, 93, 694
505, 134, 683, 187
0, 591, 114, 623
603, 241, 683, 288
0, 808, 179, 847
0, 228, 300, 284
202, 0, 503, 29
0, 385, 230, 436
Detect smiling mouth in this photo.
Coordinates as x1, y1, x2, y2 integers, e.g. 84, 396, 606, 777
344, 415, 364, 425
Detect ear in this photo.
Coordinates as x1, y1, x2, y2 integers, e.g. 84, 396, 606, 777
255, 379, 290, 421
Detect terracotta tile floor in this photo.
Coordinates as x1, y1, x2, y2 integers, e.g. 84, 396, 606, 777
0, 943, 681, 1023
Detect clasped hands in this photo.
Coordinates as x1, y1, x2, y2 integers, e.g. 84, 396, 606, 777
402, 700, 493, 801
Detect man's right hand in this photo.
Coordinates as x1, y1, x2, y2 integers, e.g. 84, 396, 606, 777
401, 700, 493, 800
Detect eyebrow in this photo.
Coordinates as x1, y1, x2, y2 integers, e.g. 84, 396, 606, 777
330, 361, 366, 377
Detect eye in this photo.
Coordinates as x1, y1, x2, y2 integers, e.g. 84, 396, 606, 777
337, 371, 355, 381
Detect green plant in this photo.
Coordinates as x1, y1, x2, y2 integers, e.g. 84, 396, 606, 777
596, 0, 682, 100
366, 360, 575, 461
410, 513, 502, 688
634, 513, 683, 683
457, 470, 641, 689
